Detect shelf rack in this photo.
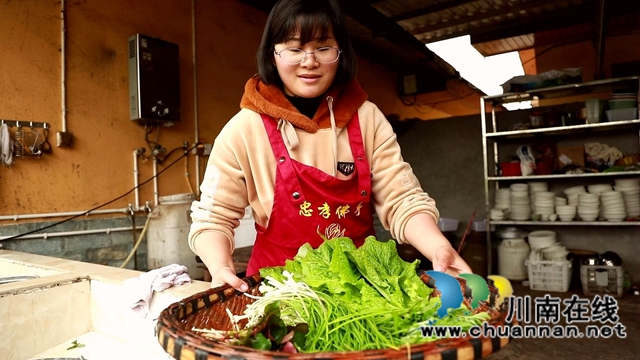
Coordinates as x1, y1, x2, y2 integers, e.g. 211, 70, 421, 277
480, 76, 640, 275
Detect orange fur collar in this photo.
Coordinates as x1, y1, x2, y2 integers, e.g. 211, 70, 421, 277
239, 76, 368, 133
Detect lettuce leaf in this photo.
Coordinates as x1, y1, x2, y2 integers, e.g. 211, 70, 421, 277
348, 236, 432, 307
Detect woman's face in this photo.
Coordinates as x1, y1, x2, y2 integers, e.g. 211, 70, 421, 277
273, 34, 340, 98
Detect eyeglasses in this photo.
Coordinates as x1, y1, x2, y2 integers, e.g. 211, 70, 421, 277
274, 47, 342, 65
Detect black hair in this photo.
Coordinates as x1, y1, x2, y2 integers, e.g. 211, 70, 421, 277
256, 0, 357, 88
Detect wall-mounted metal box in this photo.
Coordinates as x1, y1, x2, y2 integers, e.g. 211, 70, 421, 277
128, 34, 180, 124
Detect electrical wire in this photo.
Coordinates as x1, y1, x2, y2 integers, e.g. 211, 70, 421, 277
1, 143, 200, 242
155, 145, 185, 165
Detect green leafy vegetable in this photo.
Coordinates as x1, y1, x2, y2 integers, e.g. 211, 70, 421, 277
249, 333, 272, 350
234, 236, 492, 352
66, 339, 85, 350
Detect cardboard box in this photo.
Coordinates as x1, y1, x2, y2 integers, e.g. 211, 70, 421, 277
556, 145, 585, 169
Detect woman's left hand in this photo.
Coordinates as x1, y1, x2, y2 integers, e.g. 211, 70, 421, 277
432, 245, 473, 276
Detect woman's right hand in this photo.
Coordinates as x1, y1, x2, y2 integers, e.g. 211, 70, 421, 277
210, 266, 249, 292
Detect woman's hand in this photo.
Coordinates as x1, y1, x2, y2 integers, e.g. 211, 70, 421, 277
432, 245, 472, 276
403, 213, 473, 276
210, 266, 249, 292
193, 233, 249, 292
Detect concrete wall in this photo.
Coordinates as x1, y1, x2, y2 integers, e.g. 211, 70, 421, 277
0, 216, 148, 270
373, 114, 486, 241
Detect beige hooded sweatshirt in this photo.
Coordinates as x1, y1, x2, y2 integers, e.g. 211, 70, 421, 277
188, 76, 439, 253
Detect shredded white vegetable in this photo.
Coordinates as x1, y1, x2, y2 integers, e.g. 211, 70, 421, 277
234, 270, 325, 328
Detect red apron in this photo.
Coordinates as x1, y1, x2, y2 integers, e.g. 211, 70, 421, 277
245, 113, 375, 275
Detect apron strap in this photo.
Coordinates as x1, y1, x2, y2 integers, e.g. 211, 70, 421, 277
260, 114, 306, 205
346, 112, 371, 202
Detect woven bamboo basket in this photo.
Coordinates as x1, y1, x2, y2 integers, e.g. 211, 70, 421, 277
156, 272, 514, 360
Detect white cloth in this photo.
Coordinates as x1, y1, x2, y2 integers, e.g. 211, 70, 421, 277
0, 124, 13, 166
123, 264, 192, 318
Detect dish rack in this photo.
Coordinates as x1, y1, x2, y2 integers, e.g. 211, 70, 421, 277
526, 259, 572, 292
580, 264, 624, 298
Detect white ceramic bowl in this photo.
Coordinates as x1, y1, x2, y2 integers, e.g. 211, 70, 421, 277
528, 230, 557, 249
579, 214, 599, 221
601, 191, 624, 200
605, 214, 627, 221
564, 186, 587, 195
588, 184, 613, 194
556, 205, 576, 211
614, 178, 640, 187
510, 184, 529, 191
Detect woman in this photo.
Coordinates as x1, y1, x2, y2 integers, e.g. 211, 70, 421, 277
189, 0, 471, 291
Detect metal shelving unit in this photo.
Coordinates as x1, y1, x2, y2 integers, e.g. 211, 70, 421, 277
488, 170, 640, 181
480, 76, 640, 275
490, 220, 640, 226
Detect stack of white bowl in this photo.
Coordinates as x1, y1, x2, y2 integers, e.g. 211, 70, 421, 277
578, 193, 600, 221
601, 191, 627, 221
533, 191, 556, 220
615, 178, 640, 217
495, 188, 511, 211
588, 184, 614, 220
489, 208, 505, 220
588, 183, 614, 195
528, 230, 570, 261
510, 183, 531, 220
556, 205, 577, 221
555, 196, 567, 208
564, 185, 587, 207
528, 182, 549, 212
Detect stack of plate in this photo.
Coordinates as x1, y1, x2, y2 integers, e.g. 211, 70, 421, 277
615, 178, 640, 217
601, 191, 627, 221
606, 93, 638, 121
577, 193, 600, 221
510, 183, 531, 220
608, 92, 637, 110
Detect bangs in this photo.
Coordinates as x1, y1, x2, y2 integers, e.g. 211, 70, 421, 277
277, 13, 334, 45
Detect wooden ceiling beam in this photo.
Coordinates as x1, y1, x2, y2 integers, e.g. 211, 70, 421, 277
338, 0, 459, 78
469, 4, 596, 45
390, 0, 479, 22
409, 0, 570, 36
469, 0, 638, 48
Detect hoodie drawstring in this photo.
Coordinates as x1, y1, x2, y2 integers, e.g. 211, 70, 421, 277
326, 96, 338, 177
277, 119, 299, 150
277, 96, 339, 177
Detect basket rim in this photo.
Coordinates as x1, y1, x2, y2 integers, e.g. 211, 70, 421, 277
156, 273, 513, 359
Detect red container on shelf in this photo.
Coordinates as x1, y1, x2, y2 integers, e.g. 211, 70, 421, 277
535, 160, 553, 175
500, 162, 521, 176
